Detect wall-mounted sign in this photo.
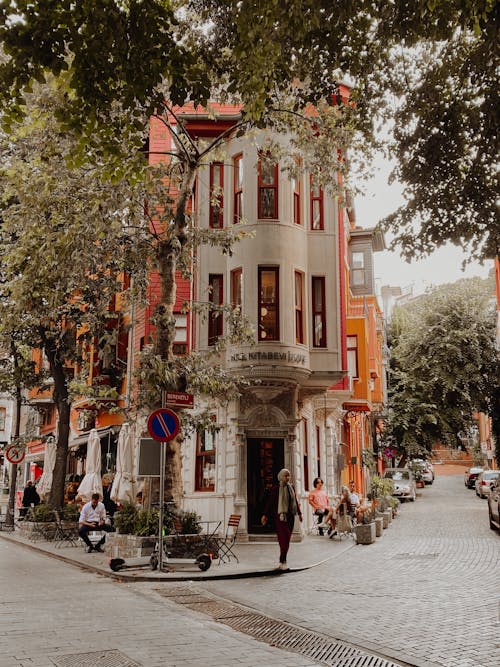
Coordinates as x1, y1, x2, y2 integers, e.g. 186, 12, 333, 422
230, 349, 306, 365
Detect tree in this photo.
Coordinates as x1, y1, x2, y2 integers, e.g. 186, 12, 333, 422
1, 1, 497, 499
0, 79, 149, 508
1, 1, 497, 259
384, 277, 500, 459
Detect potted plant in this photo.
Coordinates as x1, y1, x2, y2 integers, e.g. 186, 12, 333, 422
354, 506, 376, 544
18, 502, 56, 540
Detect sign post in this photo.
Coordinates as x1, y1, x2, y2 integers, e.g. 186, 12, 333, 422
147, 407, 180, 571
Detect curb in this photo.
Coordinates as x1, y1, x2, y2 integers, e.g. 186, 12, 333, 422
0, 530, 355, 582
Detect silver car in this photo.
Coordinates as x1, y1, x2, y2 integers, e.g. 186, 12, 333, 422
475, 470, 500, 499
383, 468, 417, 502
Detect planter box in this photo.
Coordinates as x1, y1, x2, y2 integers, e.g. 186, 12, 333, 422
354, 522, 376, 545
107, 534, 157, 559
374, 517, 384, 537
381, 512, 389, 529
108, 533, 219, 559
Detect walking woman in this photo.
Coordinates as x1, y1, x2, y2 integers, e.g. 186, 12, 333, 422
261, 468, 302, 571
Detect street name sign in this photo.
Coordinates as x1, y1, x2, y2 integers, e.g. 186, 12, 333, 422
165, 391, 194, 409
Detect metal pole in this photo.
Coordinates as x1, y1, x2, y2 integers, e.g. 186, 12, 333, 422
158, 440, 165, 571
158, 388, 167, 570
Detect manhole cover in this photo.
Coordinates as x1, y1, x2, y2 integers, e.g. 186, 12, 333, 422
50, 649, 141, 667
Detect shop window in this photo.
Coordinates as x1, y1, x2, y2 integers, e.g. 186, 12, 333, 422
347, 335, 359, 379
230, 268, 242, 309
310, 177, 324, 230
258, 154, 278, 219
0, 407, 6, 431
195, 423, 216, 491
208, 274, 223, 345
209, 162, 224, 228
258, 267, 279, 341
295, 271, 304, 344
233, 153, 243, 224
312, 276, 326, 347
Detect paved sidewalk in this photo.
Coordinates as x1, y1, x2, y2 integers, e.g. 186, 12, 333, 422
0, 525, 356, 581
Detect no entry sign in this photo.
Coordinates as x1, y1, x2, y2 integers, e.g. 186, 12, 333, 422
147, 408, 180, 442
5, 443, 26, 465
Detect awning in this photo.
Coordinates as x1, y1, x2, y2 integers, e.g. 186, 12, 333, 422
69, 426, 119, 449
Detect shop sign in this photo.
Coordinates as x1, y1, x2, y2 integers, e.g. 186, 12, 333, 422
230, 349, 306, 364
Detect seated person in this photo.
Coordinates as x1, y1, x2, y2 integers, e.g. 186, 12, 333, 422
78, 492, 114, 553
348, 480, 362, 521
308, 477, 336, 536
356, 493, 377, 524
335, 486, 355, 533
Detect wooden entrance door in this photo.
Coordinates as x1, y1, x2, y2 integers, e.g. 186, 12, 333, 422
247, 438, 284, 533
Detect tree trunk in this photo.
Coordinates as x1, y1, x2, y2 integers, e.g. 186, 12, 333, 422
43, 330, 71, 510
153, 161, 198, 503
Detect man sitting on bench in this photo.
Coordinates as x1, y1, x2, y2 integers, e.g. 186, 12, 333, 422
78, 493, 114, 553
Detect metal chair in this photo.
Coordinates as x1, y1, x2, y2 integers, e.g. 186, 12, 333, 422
335, 503, 354, 540
53, 510, 78, 548
216, 514, 241, 564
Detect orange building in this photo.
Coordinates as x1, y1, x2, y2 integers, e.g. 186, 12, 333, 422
332, 217, 386, 496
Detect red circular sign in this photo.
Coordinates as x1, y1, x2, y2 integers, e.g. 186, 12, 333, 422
5, 444, 26, 465
147, 408, 180, 442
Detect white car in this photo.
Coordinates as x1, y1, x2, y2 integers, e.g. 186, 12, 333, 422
383, 468, 417, 502
409, 459, 434, 485
475, 470, 500, 499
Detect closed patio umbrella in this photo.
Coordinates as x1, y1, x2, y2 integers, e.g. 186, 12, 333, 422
110, 423, 135, 504
36, 437, 57, 501
76, 429, 103, 502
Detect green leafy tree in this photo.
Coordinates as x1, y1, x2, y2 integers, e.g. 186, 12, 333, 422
0, 1, 497, 259
384, 277, 500, 459
0, 79, 149, 508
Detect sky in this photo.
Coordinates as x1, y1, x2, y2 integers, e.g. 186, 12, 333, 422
354, 160, 493, 296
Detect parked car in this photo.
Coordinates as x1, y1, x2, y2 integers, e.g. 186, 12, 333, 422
475, 470, 500, 498
464, 467, 484, 489
383, 468, 417, 502
487, 477, 500, 531
409, 459, 434, 484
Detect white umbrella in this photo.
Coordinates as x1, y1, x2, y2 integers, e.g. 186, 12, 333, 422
36, 438, 57, 500
76, 429, 103, 502
110, 423, 135, 504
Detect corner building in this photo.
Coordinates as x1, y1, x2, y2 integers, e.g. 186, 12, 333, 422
148, 107, 352, 540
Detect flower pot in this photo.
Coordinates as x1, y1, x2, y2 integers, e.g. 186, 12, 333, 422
354, 522, 376, 545
374, 516, 383, 537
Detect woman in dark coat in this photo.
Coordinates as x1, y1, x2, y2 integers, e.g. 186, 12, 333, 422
261, 468, 302, 571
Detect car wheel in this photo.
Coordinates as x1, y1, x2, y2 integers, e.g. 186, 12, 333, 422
489, 509, 497, 530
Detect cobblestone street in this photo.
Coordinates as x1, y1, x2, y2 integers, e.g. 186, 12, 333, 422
199, 473, 500, 667
0, 472, 498, 667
